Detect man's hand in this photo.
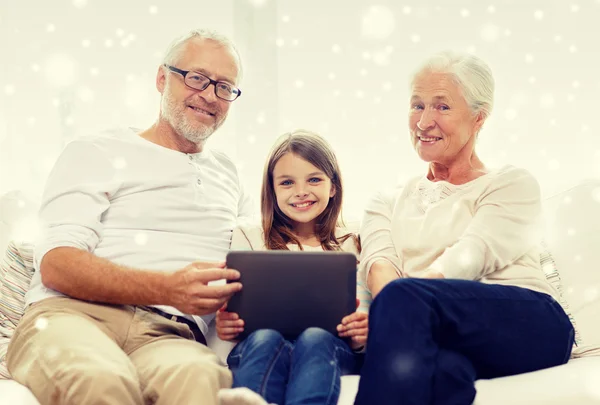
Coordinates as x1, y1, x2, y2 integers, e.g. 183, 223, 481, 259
337, 311, 368, 350
166, 261, 242, 316
216, 304, 244, 341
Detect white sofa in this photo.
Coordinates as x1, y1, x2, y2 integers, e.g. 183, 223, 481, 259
1, 181, 599, 405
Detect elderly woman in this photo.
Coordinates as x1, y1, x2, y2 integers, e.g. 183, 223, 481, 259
354, 52, 574, 405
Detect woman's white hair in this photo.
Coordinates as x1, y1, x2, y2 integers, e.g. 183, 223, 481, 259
161, 29, 243, 79
411, 51, 494, 119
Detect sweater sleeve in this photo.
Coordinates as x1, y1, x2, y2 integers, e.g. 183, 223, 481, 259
358, 187, 404, 291
340, 234, 372, 314
428, 168, 543, 280
34, 139, 119, 272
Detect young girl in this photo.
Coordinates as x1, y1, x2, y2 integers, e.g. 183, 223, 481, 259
217, 130, 371, 405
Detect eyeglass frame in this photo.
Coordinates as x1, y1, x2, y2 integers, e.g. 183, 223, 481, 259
163, 64, 242, 102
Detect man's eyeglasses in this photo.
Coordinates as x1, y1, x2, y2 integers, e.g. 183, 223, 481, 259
164, 64, 242, 102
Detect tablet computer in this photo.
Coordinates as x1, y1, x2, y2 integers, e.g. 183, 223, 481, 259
225, 250, 357, 340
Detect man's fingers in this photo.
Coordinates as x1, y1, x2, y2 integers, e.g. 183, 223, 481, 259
193, 268, 241, 283
198, 283, 242, 299
192, 261, 226, 270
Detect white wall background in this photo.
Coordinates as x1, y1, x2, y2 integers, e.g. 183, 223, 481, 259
1, 0, 599, 221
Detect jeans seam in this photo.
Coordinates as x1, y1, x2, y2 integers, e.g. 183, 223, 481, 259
258, 339, 287, 398
323, 345, 342, 405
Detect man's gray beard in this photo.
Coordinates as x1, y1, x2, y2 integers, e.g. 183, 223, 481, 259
160, 91, 218, 145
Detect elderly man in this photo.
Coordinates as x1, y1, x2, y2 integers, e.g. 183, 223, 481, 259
7, 29, 251, 405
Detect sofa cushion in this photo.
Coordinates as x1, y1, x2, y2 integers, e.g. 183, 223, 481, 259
540, 241, 583, 347
542, 181, 600, 347
0, 241, 34, 379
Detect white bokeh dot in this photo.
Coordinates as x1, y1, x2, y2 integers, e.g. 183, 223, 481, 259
567, 228, 576, 236
534, 10, 544, 20
72, 0, 87, 8
116, 28, 125, 37
529, 76, 537, 84
460, 9, 470, 17
568, 94, 575, 102
361, 5, 396, 40
247, 135, 256, 144
569, 45, 577, 53
505, 109, 517, 121
35, 317, 49, 330
481, 24, 500, 42
47, 23, 56, 33
282, 15, 290, 23
356, 90, 365, 99
548, 159, 561, 171
77, 87, 95, 102
332, 44, 342, 53
4, 84, 15, 96
525, 53, 534, 63
382, 82, 392, 92
504, 29, 512, 37
292, 39, 299, 46
44, 54, 79, 87
360, 68, 368, 76
403, 6, 411, 14
554, 35, 563, 42
584, 287, 598, 303
81, 39, 91, 48
592, 187, 600, 203
31, 64, 40, 72
373, 50, 390, 66
571, 4, 580, 12
540, 93, 555, 109
275, 38, 284, 47
256, 112, 266, 125
466, 46, 477, 54
573, 80, 580, 88
149, 5, 158, 14
113, 157, 127, 169
574, 254, 582, 262
362, 51, 371, 60
134, 233, 148, 246
105, 39, 113, 48
248, 0, 268, 6
90, 67, 100, 76
411, 34, 421, 43
328, 72, 336, 80
294, 79, 304, 88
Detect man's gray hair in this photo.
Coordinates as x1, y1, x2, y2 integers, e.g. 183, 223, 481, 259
411, 51, 495, 119
161, 29, 243, 79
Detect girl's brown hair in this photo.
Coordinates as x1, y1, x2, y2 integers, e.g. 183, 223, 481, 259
261, 129, 356, 251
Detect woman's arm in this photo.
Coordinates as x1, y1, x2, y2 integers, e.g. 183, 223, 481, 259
358, 188, 404, 297
428, 168, 543, 280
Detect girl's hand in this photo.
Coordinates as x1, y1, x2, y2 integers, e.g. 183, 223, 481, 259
337, 311, 368, 350
216, 305, 244, 341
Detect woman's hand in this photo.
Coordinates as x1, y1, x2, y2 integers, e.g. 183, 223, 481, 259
368, 260, 400, 298
337, 311, 369, 350
215, 304, 244, 341
421, 269, 445, 279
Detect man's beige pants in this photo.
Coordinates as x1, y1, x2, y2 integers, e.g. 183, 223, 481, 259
6, 296, 231, 405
